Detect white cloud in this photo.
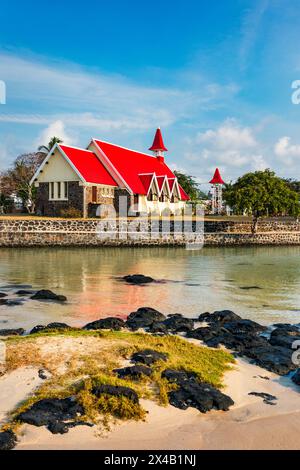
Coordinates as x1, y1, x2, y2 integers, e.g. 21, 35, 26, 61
0, 50, 241, 171
35, 120, 75, 148
274, 136, 300, 166
182, 119, 270, 185
0, 51, 238, 137
196, 119, 257, 150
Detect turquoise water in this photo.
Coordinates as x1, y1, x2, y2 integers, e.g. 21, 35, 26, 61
0, 246, 299, 330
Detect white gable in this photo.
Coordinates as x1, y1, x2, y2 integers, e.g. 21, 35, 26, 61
35, 148, 80, 184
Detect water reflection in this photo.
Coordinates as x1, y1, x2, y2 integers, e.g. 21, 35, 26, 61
0, 246, 299, 329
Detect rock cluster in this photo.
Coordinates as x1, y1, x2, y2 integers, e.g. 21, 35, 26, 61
92, 384, 139, 403
122, 274, 155, 285
83, 317, 125, 331
292, 369, 300, 386
162, 369, 234, 413
16, 397, 87, 434
113, 365, 152, 379
0, 431, 17, 450
188, 311, 300, 376
0, 328, 25, 337
30, 322, 72, 334
31, 290, 67, 302
131, 349, 168, 366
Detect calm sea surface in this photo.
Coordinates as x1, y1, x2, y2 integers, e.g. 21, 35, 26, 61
0, 246, 299, 330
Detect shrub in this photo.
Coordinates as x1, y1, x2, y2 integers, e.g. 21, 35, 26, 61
60, 207, 82, 218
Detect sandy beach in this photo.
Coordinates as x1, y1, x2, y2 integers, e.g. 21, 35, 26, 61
1, 340, 300, 450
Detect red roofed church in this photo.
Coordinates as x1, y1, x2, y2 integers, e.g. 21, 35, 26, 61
31, 129, 189, 217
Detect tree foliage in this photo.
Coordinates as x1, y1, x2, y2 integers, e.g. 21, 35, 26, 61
173, 171, 206, 201
223, 169, 300, 232
283, 178, 300, 195
0, 152, 45, 213
38, 136, 63, 154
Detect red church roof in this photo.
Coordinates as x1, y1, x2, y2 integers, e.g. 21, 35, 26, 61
94, 140, 188, 199
59, 145, 118, 186
179, 185, 190, 201
149, 128, 168, 152
139, 174, 155, 194
156, 175, 166, 192
209, 168, 225, 185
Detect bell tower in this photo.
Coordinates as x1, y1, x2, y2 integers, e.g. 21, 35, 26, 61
149, 128, 168, 160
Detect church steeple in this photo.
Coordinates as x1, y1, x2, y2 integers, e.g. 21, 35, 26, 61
149, 128, 168, 157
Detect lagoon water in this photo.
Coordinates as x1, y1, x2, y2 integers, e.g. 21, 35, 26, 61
0, 246, 300, 330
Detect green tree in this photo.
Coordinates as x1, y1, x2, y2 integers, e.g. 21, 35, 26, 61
0, 193, 10, 213
223, 169, 300, 233
283, 178, 300, 195
0, 152, 45, 213
38, 136, 63, 154
174, 171, 206, 201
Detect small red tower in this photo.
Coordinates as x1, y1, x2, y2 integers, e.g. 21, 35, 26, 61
149, 128, 168, 158
209, 168, 225, 214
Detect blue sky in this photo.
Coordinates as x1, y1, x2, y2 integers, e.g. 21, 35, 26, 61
0, 0, 300, 187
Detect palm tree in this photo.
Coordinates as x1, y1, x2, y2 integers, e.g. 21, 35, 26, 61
38, 136, 63, 154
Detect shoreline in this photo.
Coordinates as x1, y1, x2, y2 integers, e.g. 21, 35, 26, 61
1, 356, 299, 450
0, 298, 300, 450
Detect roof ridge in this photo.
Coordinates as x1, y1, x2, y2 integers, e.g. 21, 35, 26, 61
93, 138, 159, 159
59, 144, 94, 153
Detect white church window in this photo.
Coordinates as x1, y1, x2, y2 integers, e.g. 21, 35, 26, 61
49, 182, 69, 201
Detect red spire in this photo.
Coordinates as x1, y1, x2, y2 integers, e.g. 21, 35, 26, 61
149, 128, 168, 152
209, 168, 225, 185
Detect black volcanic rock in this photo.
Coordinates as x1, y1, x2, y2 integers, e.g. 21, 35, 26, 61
164, 314, 194, 332
189, 313, 298, 376
30, 323, 72, 334
126, 307, 166, 330
239, 286, 262, 290
269, 325, 300, 349
0, 298, 24, 306
0, 328, 24, 336
162, 368, 234, 413
114, 365, 152, 379
246, 344, 297, 375
161, 369, 197, 383
92, 384, 139, 403
292, 369, 300, 386
169, 381, 234, 413
17, 398, 84, 434
223, 319, 267, 335
198, 310, 242, 325
123, 274, 155, 285
131, 349, 168, 365
148, 321, 169, 334
248, 392, 277, 405
16, 289, 35, 295
31, 290, 67, 302
30, 325, 47, 334
0, 430, 17, 450
83, 317, 125, 331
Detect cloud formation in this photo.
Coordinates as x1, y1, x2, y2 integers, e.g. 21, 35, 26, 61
274, 136, 300, 166
183, 120, 269, 185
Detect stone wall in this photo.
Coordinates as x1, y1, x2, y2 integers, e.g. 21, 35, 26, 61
36, 182, 84, 217
204, 220, 300, 232
0, 218, 299, 247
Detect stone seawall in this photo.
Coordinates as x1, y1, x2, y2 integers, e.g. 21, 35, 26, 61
0, 231, 299, 247
204, 220, 300, 232
0, 219, 299, 247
